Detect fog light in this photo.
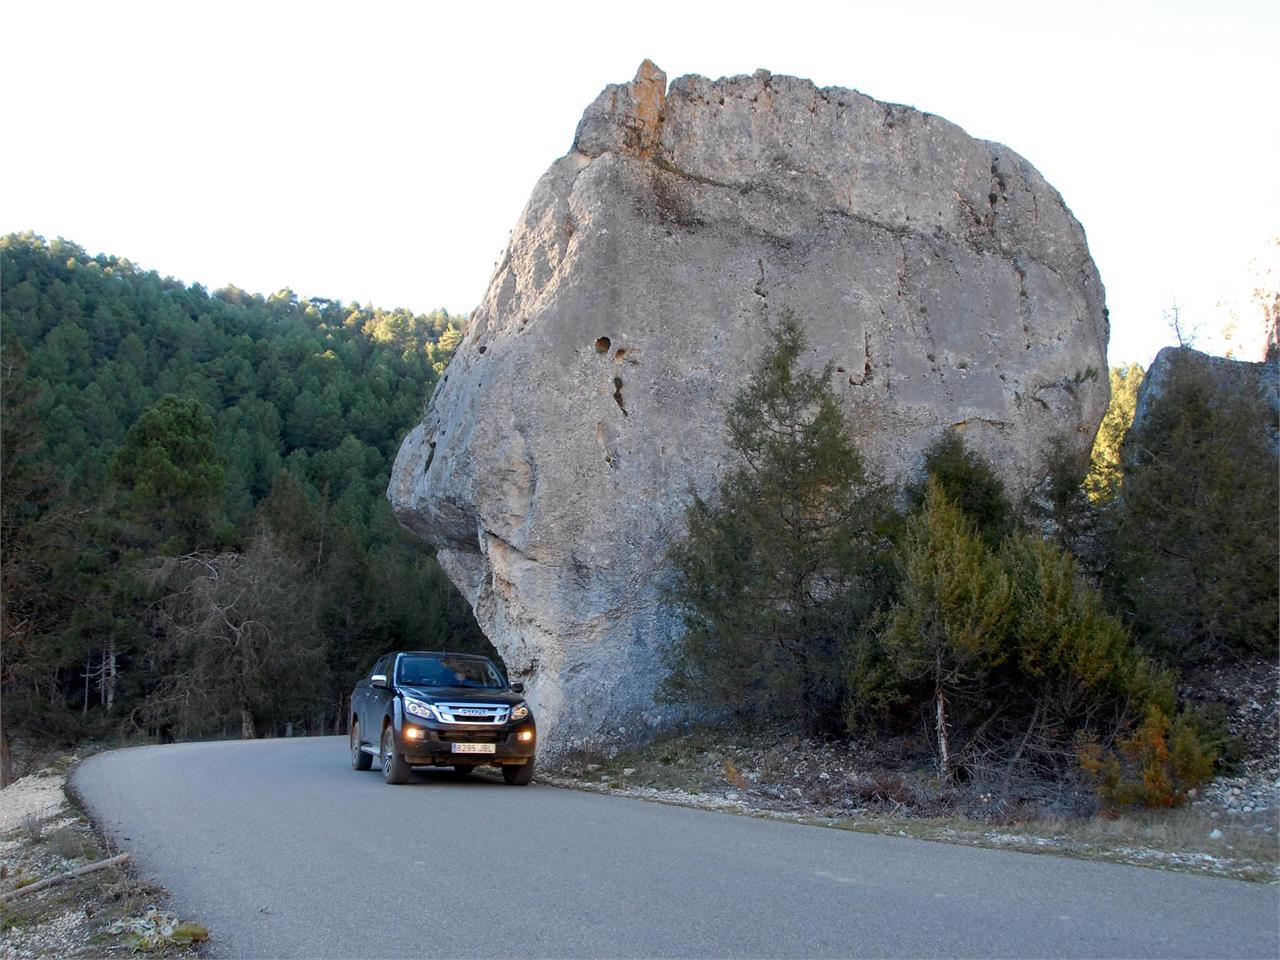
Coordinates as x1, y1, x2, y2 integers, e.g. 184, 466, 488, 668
405, 727, 424, 740
517, 730, 534, 742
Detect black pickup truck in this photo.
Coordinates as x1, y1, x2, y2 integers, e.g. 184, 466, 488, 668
349, 651, 536, 785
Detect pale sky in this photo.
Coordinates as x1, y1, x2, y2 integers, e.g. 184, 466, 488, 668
3, 0, 1276, 366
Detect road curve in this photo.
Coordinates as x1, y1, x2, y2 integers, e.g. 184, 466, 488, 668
74, 738, 1278, 959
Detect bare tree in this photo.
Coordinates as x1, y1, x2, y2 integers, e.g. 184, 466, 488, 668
142, 529, 329, 739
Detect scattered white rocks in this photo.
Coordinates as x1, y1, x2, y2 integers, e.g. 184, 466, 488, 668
0, 771, 68, 835
1196, 775, 1278, 816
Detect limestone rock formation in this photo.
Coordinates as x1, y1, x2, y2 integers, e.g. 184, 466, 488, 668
389, 61, 1110, 758
1132, 345, 1279, 449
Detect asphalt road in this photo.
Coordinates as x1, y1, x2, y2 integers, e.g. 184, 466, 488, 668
74, 737, 1278, 959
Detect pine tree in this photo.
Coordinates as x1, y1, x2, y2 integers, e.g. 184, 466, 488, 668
662, 312, 893, 732
109, 395, 226, 549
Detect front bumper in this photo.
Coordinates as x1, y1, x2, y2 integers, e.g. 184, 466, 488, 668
394, 719, 537, 766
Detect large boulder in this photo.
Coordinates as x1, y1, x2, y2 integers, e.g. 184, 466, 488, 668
389, 61, 1110, 759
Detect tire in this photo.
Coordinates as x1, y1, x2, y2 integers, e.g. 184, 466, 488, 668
350, 721, 372, 771
381, 726, 411, 784
502, 760, 535, 786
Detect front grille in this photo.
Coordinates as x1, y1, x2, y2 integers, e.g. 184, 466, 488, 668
434, 702, 509, 724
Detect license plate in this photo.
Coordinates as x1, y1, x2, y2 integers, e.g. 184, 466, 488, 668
451, 742, 496, 754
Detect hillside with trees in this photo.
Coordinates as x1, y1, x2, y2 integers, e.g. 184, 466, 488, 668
1, 233, 490, 774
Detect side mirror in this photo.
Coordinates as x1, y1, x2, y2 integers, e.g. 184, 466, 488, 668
371, 674, 388, 689
511, 681, 525, 694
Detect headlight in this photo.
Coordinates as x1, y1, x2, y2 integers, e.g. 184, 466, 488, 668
509, 702, 530, 721
404, 697, 437, 720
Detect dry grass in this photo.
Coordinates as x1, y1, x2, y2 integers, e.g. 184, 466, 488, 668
551, 724, 1280, 883
838, 806, 1279, 882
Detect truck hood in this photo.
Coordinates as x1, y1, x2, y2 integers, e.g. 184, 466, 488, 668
397, 685, 525, 707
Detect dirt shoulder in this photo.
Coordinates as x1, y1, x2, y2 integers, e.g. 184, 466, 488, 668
545, 724, 1279, 884
0, 756, 208, 959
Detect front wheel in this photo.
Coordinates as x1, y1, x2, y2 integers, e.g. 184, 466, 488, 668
350, 721, 371, 770
502, 760, 534, 786
381, 727, 411, 784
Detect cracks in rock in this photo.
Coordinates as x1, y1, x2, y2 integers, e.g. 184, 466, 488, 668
951, 416, 1011, 430
754, 258, 768, 299
484, 527, 533, 562
988, 156, 1008, 212
596, 420, 620, 469
1012, 258, 1033, 350
895, 237, 910, 303
651, 154, 737, 190
955, 189, 998, 247
1014, 390, 1051, 412
848, 330, 874, 385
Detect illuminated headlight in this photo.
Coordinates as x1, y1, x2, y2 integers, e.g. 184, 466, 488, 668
404, 727, 424, 739
404, 698, 438, 721
509, 702, 530, 722
517, 729, 534, 742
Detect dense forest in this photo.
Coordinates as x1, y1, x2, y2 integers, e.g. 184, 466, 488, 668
1, 233, 491, 771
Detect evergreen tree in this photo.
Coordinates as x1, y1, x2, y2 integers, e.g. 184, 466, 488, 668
1116, 353, 1279, 659
662, 313, 893, 732
878, 480, 1014, 780
907, 432, 1014, 547
109, 396, 226, 549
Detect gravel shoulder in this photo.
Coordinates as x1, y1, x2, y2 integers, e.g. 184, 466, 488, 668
0, 756, 207, 959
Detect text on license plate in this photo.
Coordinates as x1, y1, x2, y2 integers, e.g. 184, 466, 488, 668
451, 742, 496, 754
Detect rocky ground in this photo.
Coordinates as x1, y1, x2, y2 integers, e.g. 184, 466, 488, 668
1181, 656, 1280, 817
547, 658, 1280, 883
0, 757, 206, 959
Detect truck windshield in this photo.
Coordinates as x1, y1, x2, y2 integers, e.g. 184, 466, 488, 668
397, 655, 504, 689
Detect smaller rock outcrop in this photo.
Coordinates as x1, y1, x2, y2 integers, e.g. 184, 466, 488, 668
1133, 346, 1279, 450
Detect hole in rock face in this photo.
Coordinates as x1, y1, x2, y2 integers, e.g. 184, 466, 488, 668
836, 367, 846, 373
613, 376, 623, 390
477, 345, 487, 354
614, 348, 627, 362
595, 337, 611, 353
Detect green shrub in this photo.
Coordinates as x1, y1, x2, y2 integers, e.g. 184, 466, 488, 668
1079, 706, 1218, 809
862, 467, 1183, 785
